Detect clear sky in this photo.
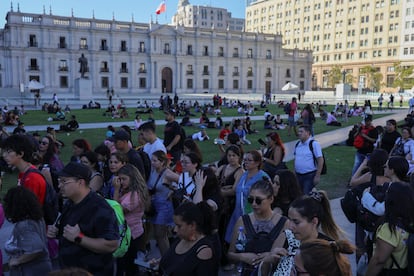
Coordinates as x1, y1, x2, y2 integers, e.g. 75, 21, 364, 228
0, 0, 246, 26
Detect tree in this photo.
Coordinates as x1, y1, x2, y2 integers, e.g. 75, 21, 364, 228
327, 65, 342, 88
360, 65, 379, 91
393, 62, 414, 90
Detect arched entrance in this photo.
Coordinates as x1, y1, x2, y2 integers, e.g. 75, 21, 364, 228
161, 67, 173, 93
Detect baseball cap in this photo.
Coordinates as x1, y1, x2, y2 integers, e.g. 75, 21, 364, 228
113, 130, 130, 141
58, 162, 91, 180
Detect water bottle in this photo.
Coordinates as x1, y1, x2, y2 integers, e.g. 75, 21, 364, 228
235, 226, 247, 274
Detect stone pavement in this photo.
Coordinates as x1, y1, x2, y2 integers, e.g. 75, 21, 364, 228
0, 108, 408, 275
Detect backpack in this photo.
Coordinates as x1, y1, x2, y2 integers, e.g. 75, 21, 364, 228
242, 215, 287, 253
105, 199, 131, 258
340, 178, 389, 232
22, 168, 59, 225
137, 149, 151, 181
283, 103, 291, 114
356, 182, 390, 232
295, 140, 327, 175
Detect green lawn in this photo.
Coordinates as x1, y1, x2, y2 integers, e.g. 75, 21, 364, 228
1, 104, 391, 199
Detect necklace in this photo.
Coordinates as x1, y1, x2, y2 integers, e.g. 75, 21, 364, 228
255, 212, 274, 222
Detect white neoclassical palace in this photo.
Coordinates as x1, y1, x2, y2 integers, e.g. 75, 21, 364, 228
0, 10, 312, 100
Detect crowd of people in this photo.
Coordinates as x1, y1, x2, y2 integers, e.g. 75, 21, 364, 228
0, 95, 413, 276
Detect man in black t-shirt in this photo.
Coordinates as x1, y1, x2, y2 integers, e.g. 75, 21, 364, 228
113, 130, 146, 179
164, 109, 183, 164
47, 162, 119, 276
380, 119, 401, 153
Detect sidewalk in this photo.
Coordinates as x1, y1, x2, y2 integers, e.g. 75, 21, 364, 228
0, 109, 408, 275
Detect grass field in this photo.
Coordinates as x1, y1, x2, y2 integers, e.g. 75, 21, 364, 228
1, 103, 391, 199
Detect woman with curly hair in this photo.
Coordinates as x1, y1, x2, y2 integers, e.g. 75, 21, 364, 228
4, 186, 51, 274
113, 163, 150, 276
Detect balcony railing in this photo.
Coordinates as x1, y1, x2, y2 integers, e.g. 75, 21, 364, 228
187, 50, 193, 55
58, 66, 68, 72
247, 54, 253, 58
247, 72, 253, 77
232, 53, 239, 58
28, 65, 40, 71
218, 52, 224, 57
203, 52, 209, 56
265, 73, 272, 77
138, 69, 147, 73
164, 49, 171, 54
202, 71, 210, 75
120, 68, 129, 73
232, 72, 239, 76
100, 68, 109, 73
79, 44, 88, 50
186, 70, 193, 75
139, 48, 146, 53
266, 55, 272, 59
218, 71, 225, 76
120, 47, 128, 52
100, 45, 108, 51
28, 42, 38, 47
58, 43, 67, 49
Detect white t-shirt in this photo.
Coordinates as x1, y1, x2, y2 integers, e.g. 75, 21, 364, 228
143, 138, 166, 158
294, 138, 323, 174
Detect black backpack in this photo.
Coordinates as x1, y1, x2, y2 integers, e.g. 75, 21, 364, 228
21, 168, 59, 225
242, 215, 287, 253
137, 149, 151, 181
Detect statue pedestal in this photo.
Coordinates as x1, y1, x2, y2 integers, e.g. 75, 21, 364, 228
335, 83, 351, 100
75, 78, 92, 99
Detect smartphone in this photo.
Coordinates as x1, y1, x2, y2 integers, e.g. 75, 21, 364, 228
258, 138, 266, 146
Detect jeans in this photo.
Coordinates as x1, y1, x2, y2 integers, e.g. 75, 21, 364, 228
296, 171, 316, 195
352, 152, 367, 176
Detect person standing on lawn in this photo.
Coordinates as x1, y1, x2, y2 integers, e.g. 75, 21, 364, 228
294, 125, 324, 195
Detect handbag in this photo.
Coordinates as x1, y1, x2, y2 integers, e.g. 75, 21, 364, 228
172, 173, 194, 209
340, 182, 371, 223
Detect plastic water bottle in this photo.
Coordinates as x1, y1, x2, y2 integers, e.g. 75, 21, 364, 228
235, 226, 247, 274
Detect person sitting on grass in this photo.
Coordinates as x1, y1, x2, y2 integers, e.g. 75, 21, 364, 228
192, 127, 210, 141
326, 112, 342, 127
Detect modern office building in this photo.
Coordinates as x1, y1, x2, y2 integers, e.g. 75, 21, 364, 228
246, 0, 411, 92
0, 9, 312, 100
172, 0, 245, 31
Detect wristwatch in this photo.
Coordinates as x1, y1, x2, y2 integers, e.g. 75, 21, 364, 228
74, 232, 85, 244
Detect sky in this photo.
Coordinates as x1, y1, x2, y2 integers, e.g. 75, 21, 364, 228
0, 0, 246, 26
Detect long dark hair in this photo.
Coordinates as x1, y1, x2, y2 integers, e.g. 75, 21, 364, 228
174, 201, 215, 235
367, 149, 388, 176
4, 186, 43, 223
384, 182, 414, 233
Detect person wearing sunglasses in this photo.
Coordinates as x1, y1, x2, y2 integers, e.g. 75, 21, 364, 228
225, 150, 269, 244
227, 180, 288, 275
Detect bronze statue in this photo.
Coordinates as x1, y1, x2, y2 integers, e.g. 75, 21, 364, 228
78, 54, 88, 78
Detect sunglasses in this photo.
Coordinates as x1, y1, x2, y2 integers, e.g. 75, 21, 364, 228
247, 196, 268, 205
40, 141, 49, 145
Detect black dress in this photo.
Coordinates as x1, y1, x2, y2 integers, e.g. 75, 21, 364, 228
160, 236, 219, 276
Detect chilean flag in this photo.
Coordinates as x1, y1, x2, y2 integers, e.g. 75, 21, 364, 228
156, 1, 166, 15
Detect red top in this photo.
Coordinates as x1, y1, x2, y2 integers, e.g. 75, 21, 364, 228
219, 129, 231, 139
18, 166, 46, 205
